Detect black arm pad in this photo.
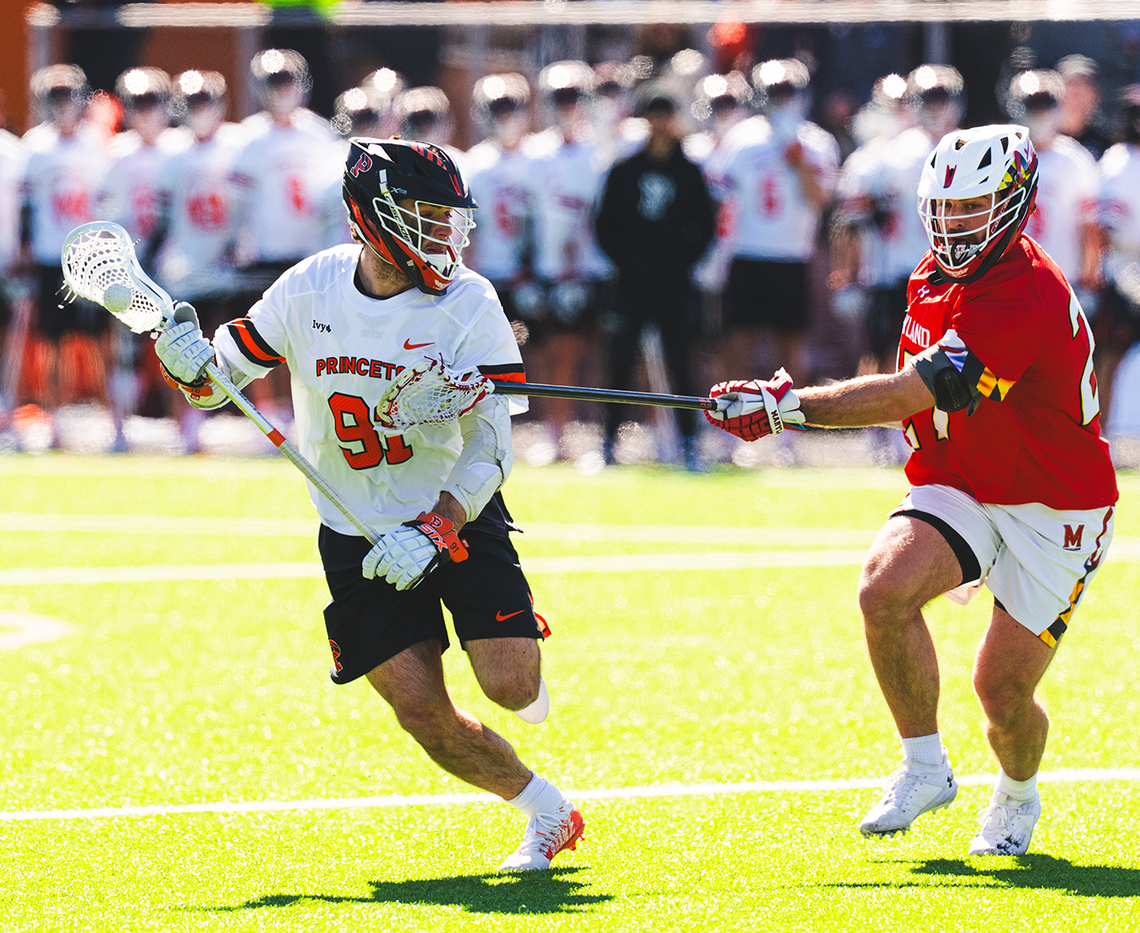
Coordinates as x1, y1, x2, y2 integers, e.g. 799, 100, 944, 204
913, 344, 978, 413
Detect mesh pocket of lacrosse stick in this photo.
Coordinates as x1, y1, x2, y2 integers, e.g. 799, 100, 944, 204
61, 222, 174, 333
376, 356, 490, 430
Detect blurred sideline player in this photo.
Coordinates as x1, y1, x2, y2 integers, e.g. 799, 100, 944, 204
149, 70, 246, 452
229, 49, 343, 418
393, 86, 459, 159
0, 107, 24, 422
154, 136, 583, 871
359, 67, 407, 139
1006, 70, 1101, 306
1056, 55, 1112, 162
98, 67, 189, 450
523, 60, 615, 455
685, 71, 754, 345
708, 124, 1117, 857
463, 73, 536, 369
719, 59, 839, 390
1094, 85, 1140, 429
19, 64, 108, 430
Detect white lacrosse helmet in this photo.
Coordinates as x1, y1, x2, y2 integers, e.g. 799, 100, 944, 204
917, 124, 1039, 281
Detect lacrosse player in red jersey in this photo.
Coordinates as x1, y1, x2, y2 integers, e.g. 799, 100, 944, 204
708, 125, 1118, 857
153, 137, 583, 872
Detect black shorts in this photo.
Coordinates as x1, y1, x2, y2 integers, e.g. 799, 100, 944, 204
319, 525, 545, 685
517, 278, 610, 344
726, 258, 809, 334
35, 264, 107, 338
866, 280, 909, 361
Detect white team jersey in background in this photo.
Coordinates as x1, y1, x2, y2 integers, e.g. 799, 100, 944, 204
463, 140, 532, 282
230, 112, 344, 262
1098, 142, 1140, 288
154, 123, 247, 300
20, 123, 108, 264
723, 116, 839, 262
523, 131, 613, 281
834, 136, 893, 287
1025, 135, 1097, 284
211, 246, 525, 535
97, 127, 191, 242
867, 126, 936, 284
0, 130, 24, 272
685, 123, 754, 291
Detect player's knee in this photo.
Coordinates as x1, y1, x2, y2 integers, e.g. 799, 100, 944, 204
857, 571, 911, 627
973, 669, 1035, 728
481, 669, 540, 711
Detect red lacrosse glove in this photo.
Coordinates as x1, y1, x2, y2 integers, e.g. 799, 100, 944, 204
705, 368, 805, 441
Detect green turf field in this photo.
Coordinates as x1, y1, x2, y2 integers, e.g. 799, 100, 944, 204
2, 455, 1138, 932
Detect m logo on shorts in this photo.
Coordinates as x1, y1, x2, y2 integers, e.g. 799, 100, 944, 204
1063, 524, 1085, 551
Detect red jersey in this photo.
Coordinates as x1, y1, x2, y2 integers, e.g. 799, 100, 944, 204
897, 236, 1118, 510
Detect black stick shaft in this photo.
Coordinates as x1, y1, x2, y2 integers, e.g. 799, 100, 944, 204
492, 380, 717, 411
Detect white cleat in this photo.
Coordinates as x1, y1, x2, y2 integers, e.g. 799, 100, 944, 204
514, 677, 549, 724
859, 749, 959, 837
498, 799, 585, 871
968, 791, 1041, 856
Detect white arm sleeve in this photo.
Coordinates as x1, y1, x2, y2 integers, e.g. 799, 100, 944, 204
440, 393, 514, 524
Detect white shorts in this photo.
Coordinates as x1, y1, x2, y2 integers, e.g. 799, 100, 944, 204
895, 485, 1115, 647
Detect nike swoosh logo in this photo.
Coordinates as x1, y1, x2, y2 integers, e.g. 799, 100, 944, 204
495, 610, 526, 621
404, 339, 434, 350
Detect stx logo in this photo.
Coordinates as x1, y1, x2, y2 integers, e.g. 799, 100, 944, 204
312, 320, 332, 333
350, 152, 373, 178
1063, 524, 1085, 551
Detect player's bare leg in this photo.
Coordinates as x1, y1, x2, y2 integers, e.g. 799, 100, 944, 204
365, 638, 532, 798
967, 604, 1052, 855
856, 516, 964, 836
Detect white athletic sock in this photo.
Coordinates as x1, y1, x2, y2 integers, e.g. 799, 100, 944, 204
507, 772, 565, 819
900, 732, 945, 766
995, 769, 1038, 802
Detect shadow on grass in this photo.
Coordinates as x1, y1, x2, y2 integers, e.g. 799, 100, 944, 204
198, 867, 610, 916
833, 854, 1140, 897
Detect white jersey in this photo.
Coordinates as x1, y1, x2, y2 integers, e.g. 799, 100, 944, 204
97, 127, 191, 242
723, 116, 839, 262
523, 131, 612, 281
837, 126, 935, 286
153, 123, 247, 300
210, 246, 525, 535
1098, 141, 1140, 287
684, 123, 751, 291
230, 111, 343, 262
463, 139, 532, 282
19, 122, 108, 264
1024, 135, 1098, 284
0, 129, 24, 271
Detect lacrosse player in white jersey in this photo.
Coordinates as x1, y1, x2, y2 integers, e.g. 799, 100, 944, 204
148, 70, 247, 452
20, 64, 109, 422
522, 60, 615, 453
1093, 85, 1140, 427
1006, 70, 1101, 304
464, 74, 535, 334
229, 49, 344, 415
830, 67, 960, 381
0, 119, 24, 414
97, 67, 190, 450
153, 137, 584, 871
720, 59, 839, 387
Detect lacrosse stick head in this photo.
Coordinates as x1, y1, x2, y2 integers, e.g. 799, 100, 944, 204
61, 222, 175, 333
376, 356, 490, 431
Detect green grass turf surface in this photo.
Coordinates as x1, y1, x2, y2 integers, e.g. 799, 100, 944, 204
1, 455, 1138, 931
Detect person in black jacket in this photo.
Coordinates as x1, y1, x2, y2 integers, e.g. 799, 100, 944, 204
595, 90, 716, 469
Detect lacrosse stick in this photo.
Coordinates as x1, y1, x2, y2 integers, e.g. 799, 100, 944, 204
376, 355, 726, 431
61, 221, 382, 546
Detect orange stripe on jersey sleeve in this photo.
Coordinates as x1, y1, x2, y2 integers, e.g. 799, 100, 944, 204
480, 364, 526, 384
228, 319, 285, 368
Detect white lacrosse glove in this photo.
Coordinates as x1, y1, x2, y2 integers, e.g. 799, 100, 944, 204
155, 303, 215, 388
705, 368, 806, 441
362, 511, 469, 591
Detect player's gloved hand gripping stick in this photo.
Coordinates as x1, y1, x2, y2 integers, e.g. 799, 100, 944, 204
376, 356, 807, 439
60, 221, 383, 547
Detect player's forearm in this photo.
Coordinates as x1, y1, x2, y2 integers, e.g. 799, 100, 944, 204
797, 367, 932, 428
430, 491, 468, 532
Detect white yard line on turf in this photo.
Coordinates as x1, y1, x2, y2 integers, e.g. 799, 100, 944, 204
0, 612, 71, 649
4, 768, 1140, 822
